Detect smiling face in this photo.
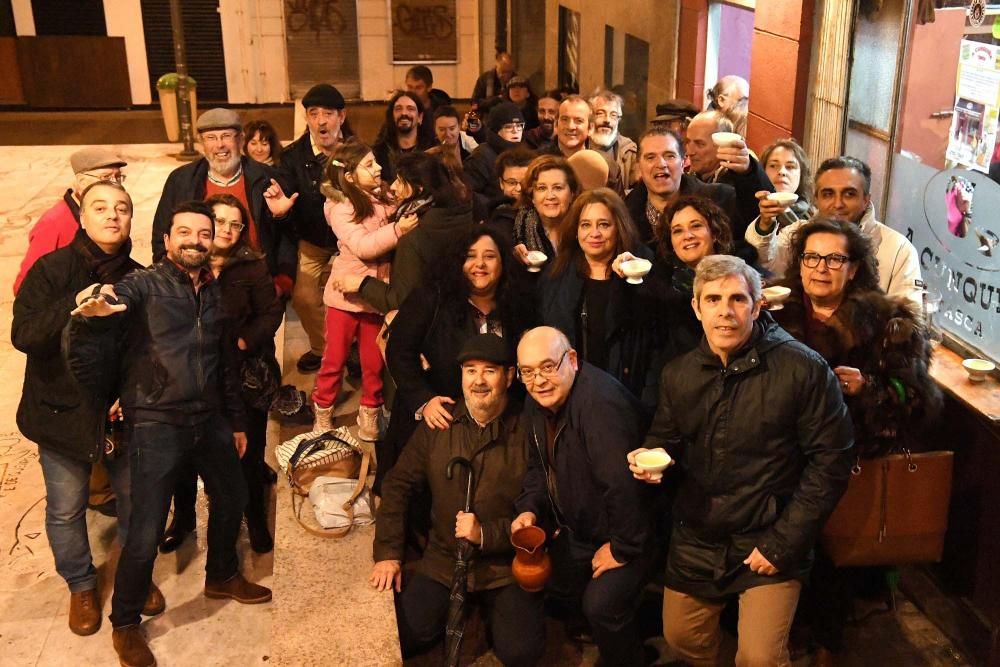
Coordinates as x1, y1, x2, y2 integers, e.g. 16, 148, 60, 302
764, 146, 802, 194
500, 165, 527, 199
393, 95, 422, 135
639, 133, 684, 198
200, 129, 243, 177
246, 131, 271, 164
537, 97, 559, 136
306, 106, 346, 152
80, 184, 132, 253
210, 203, 243, 252
463, 234, 502, 297
590, 98, 622, 149
557, 100, 593, 152
462, 360, 513, 415
576, 202, 617, 265
683, 116, 720, 177
670, 206, 716, 267
165, 212, 214, 270
800, 231, 858, 306
349, 151, 382, 194
532, 168, 573, 223
815, 168, 870, 223
693, 274, 761, 364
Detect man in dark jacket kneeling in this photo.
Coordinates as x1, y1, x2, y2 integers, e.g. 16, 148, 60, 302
512, 326, 651, 667
372, 334, 545, 666
629, 255, 853, 666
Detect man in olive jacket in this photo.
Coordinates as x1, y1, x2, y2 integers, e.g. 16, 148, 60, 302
13, 182, 156, 637
371, 334, 545, 666
629, 255, 853, 667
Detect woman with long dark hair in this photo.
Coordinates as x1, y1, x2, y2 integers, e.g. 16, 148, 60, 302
376, 226, 533, 491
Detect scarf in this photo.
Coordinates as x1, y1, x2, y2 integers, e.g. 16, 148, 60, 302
668, 255, 696, 297
70, 228, 134, 284
513, 206, 554, 256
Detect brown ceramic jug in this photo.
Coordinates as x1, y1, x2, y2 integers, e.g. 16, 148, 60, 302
510, 526, 551, 592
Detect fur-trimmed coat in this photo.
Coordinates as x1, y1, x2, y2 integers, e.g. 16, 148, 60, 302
774, 288, 942, 458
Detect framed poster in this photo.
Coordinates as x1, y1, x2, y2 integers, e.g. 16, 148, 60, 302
389, 0, 457, 63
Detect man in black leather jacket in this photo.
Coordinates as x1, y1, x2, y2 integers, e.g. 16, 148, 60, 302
629, 255, 853, 667
67, 201, 271, 667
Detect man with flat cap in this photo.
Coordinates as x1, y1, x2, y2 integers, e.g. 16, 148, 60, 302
371, 333, 545, 666
151, 107, 296, 295
270, 83, 355, 372
15, 147, 127, 295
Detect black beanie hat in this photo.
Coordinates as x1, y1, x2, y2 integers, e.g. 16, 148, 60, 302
487, 102, 524, 133
302, 84, 345, 110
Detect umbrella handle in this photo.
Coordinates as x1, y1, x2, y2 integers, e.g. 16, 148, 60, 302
446, 456, 476, 513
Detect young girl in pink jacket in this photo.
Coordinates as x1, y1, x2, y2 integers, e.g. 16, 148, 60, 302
313, 139, 418, 440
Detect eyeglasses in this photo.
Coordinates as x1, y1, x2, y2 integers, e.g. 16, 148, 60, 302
801, 252, 851, 270
500, 122, 525, 132
215, 219, 245, 233
501, 177, 523, 189
82, 171, 125, 184
201, 132, 238, 144
517, 349, 569, 384
594, 110, 622, 121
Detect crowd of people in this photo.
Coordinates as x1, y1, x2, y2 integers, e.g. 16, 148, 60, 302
12, 51, 943, 667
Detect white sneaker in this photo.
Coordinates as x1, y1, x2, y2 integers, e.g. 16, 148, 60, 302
313, 405, 334, 433
357, 406, 385, 442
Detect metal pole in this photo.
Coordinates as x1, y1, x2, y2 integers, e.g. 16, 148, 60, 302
169, 0, 200, 161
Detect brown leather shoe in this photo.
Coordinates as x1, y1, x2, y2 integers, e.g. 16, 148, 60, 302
141, 583, 165, 617
204, 573, 272, 604
69, 588, 101, 636
112, 625, 155, 667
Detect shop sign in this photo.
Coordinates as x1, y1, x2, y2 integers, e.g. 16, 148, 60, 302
946, 39, 1000, 173
389, 0, 457, 63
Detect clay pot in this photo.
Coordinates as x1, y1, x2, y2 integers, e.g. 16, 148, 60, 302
510, 526, 551, 592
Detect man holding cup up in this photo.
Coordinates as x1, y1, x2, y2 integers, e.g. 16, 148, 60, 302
628, 255, 853, 666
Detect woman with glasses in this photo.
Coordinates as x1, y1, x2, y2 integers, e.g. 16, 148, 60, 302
377, 227, 534, 493
771, 218, 941, 665
313, 139, 419, 441
512, 155, 581, 267
465, 101, 528, 222
539, 188, 658, 406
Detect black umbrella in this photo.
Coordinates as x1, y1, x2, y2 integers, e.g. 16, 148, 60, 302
444, 456, 476, 667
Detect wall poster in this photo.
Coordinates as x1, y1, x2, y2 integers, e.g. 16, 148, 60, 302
945, 39, 1000, 172
389, 0, 457, 63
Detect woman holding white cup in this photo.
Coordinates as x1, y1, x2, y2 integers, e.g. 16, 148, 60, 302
754, 139, 816, 233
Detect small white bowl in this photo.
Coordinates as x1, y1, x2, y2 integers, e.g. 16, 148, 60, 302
620, 258, 652, 284
962, 358, 995, 382
525, 250, 548, 273
762, 285, 791, 306
635, 450, 673, 480
711, 131, 743, 147
767, 192, 799, 206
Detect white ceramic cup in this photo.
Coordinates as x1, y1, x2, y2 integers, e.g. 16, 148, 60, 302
762, 285, 791, 307
525, 250, 548, 273
962, 358, 995, 382
766, 192, 799, 206
620, 258, 652, 284
711, 131, 743, 147
635, 450, 673, 481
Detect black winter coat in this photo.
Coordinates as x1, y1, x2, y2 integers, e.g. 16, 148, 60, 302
151, 156, 296, 280
65, 260, 246, 432
277, 131, 349, 250
216, 245, 284, 358
644, 316, 854, 597
358, 202, 474, 314
465, 132, 523, 222
515, 363, 651, 563
702, 156, 775, 247
13, 234, 141, 463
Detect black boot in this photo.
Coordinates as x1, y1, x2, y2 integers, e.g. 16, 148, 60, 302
246, 510, 273, 553
158, 516, 195, 553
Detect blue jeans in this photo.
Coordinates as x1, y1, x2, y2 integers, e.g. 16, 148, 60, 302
110, 414, 247, 628
38, 446, 131, 593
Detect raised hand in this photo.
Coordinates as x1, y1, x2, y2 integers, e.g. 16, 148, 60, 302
263, 178, 299, 218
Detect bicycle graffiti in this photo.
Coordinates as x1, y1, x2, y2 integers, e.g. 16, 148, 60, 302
286, 0, 347, 37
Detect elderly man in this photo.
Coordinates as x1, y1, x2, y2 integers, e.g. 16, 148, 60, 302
511, 326, 650, 667
629, 255, 853, 667
68, 201, 271, 667
465, 101, 526, 222
473, 51, 516, 100
13, 182, 162, 638
625, 127, 759, 266
151, 107, 296, 297
588, 89, 638, 188
746, 156, 922, 306
15, 147, 126, 295
707, 74, 750, 115
372, 334, 545, 666
685, 110, 773, 240
373, 90, 436, 184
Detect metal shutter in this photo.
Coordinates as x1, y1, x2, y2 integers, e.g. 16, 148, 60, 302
141, 0, 229, 103
284, 0, 360, 100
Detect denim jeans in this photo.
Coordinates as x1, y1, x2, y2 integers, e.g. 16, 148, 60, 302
110, 414, 248, 628
38, 446, 131, 593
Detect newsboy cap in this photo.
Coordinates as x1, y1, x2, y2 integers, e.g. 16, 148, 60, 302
301, 83, 346, 110
196, 107, 242, 132
456, 334, 513, 367
70, 147, 127, 174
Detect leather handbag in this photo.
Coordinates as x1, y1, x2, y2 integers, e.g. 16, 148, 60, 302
276, 428, 372, 538
821, 449, 954, 567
